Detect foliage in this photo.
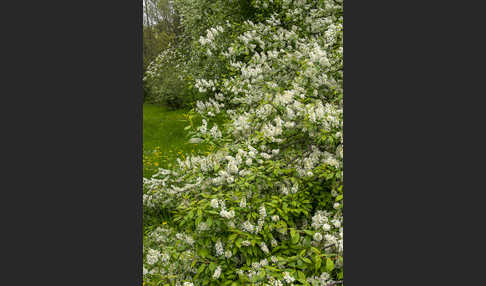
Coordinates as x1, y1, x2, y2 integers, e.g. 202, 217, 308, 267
143, 0, 344, 285
143, 0, 257, 108
143, 25, 173, 73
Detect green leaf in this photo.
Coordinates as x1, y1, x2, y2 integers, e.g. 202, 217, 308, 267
290, 229, 300, 244
304, 230, 315, 236
195, 216, 202, 228
198, 248, 209, 258
315, 255, 322, 271
209, 262, 216, 272
337, 270, 343, 279
326, 258, 335, 272
311, 247, 321, 255
302, 257, 312, 264
197, 264, 206, 275
297, 270, 306, 281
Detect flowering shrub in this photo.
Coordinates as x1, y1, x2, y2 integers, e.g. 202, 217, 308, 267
143, 0, 252, 108
143, 0, 343, 285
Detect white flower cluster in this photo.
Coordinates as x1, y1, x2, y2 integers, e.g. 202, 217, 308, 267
195, 78, 216, 93
199, 26, 224, 48
219, 208, 235, 219
283, 272, 295, 284
176, 232, 195, 246
196, 99, 224, 117
310, 210, 343, 253
306, 272, 333, 285
143, 0, 343, 284
146, 248, 161, 265
215, 240, 224, 256
242, 220, 255, 233
212, 265, 222, 279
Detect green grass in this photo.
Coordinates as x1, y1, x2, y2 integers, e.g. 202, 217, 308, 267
144, 103, 190, 153
143, 103, 205, 177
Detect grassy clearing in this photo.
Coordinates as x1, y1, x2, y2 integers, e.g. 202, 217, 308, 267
143, 103, 206, 177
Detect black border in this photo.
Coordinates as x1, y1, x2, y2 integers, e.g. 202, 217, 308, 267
2, 1, 143, 285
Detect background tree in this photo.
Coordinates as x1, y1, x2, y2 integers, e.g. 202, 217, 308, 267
143, 0, 179, 72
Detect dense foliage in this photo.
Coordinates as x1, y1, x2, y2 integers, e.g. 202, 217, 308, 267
143, 0, 343, 285
144, 0, 256, 108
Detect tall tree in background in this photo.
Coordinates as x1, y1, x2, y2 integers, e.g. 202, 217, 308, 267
143, 0, 179, 72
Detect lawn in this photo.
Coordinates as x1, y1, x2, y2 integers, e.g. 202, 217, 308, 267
143, 103, 205, 177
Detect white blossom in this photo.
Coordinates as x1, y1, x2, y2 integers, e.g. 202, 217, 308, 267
283, 272, 295, 284
210, 199, 219, 209
225, 250, 232, 258
220, 209, 235, 219
215, 240, 224, 256
260, 242, 270, 254
212, 266, 222, 279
